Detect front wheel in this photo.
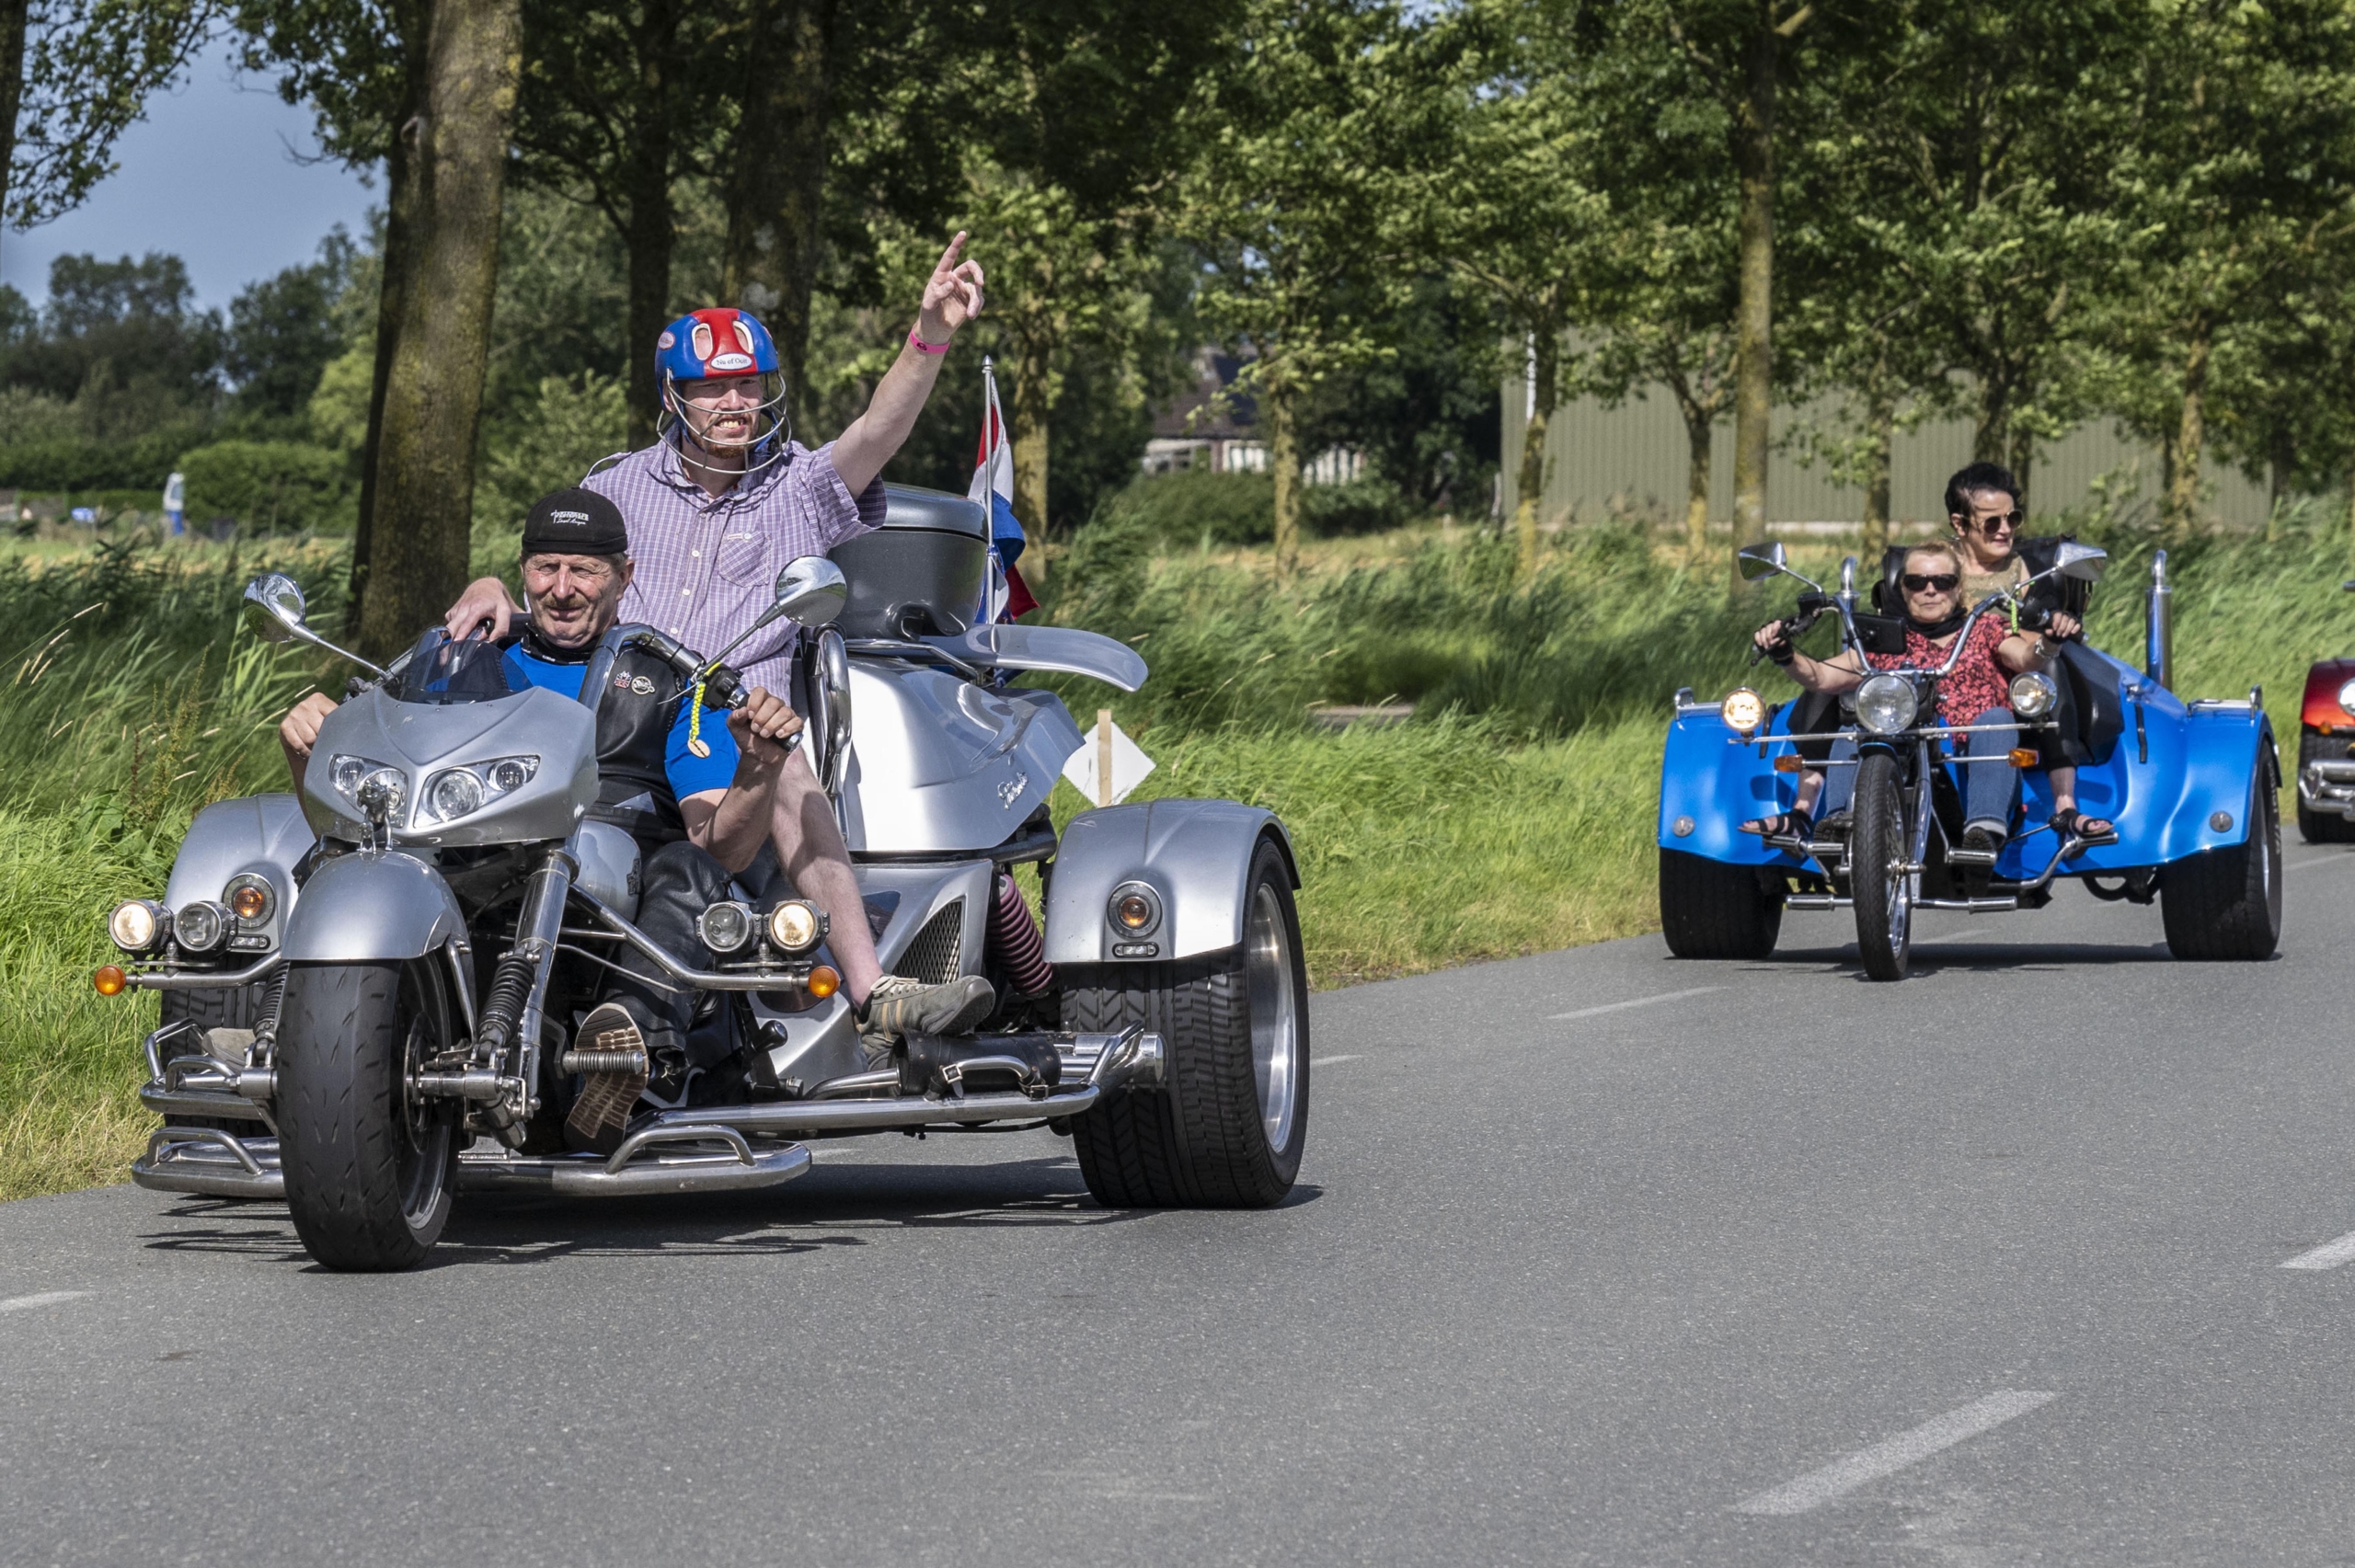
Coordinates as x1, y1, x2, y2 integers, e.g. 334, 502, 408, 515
1850, 750, 1914, 981
1064, 837, 1308, 1208
277, 960, 460, 1271
2162, 757, 2283, 961
1659, 848, 1783, 959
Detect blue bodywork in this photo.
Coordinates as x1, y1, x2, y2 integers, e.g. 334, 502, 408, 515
1658, 644, 2275, 880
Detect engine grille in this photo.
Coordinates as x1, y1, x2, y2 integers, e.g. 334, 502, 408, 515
892, 900, 965, 985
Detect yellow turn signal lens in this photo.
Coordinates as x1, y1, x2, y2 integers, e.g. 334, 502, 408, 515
1720, 687, 1765, 735
1772, 754, 1804, 773
93, 966, 127, 997
2008, 748, 2039, 768
230, 884, 270, 921
807, 965, 840, 999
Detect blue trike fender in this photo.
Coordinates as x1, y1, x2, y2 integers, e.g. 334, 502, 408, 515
1657, 703, 1793, 866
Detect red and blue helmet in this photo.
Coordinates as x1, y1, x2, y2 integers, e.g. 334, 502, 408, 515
654, 307, 790, 469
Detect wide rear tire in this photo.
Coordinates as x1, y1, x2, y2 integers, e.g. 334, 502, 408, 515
2163, 759, 2283, 961
277, 960, 459, 1271
155, 981, 270, 1135
1850, 750, 1914, 982
2294, 732, 2355, 842
1064, 838, 1307, 1208
1658, 848, 1783, 959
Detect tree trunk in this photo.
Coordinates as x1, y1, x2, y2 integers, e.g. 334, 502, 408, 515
1012, 323, 1051, 544
1513, 326, 1557, 578
1973, 378, 2010, 464
2267, 427, 2295, 541
358, 0, 522, 658
349, 4, 433, 610
1270, 380, 1300, 579
619, 4, 678, 451
1729, 15, 1779, 567
1861, 385, 1892, 564
720, 0, 835, 429
2007, 424, 2033, 517
0, 0, 30, 272
2164, 322, 2211, 541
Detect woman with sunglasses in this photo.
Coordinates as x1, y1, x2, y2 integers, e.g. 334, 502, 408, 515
1947, 464, 2113, 843
1749, 541, 2060, 859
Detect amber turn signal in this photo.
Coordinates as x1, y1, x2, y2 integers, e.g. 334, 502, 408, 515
2008, 748, 2039, 768
806, 965, 840, 999
93, 966, 127, 997
1772, 754, 1804, 773
230, 884, 269, 921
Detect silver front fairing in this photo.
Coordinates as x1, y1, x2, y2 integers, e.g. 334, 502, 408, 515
836, 659, 1084, 853
301, 684, 599, 848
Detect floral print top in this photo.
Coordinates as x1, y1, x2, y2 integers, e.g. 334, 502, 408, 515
1864, 614, 2012, 725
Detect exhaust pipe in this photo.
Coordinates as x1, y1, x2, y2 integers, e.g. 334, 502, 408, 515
2145, 548, 2172, 691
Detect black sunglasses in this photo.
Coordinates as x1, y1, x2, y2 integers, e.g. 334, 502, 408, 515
1901, 573, 1959, 592
1971, 510, 2025, 530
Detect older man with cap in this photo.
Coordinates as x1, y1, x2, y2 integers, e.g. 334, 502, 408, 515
440, 235, 991, 1059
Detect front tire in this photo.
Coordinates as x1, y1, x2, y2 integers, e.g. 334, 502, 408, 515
1064, 837, 1307, 1208
1658, 848, 1783, 959
277, 961, 459, 1271
2163, 757, 2283, 960
1850, 750, 1914, 981
2294, 732, 2355, 842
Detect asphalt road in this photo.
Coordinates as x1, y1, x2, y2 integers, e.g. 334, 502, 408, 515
8, 853, 2355, 1566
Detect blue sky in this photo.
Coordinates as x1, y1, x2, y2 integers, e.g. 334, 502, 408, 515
1, 39, 378, 312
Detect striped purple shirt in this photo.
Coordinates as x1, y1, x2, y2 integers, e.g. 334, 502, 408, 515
581, 436, 885, 696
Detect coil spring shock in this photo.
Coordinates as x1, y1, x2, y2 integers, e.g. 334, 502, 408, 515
474, 945, 538, 1058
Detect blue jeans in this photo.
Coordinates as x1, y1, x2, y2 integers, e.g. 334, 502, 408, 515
1815, 706, 2018, 833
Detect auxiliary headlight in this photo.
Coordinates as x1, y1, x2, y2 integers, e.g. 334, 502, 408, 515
108, 898, 167, 955
174, 900, 230, 954
697, 900, 755, 956
2338, 677, 2355, 716
2009, 670, 2059, 719
1719, 687, 1765, 736
1108, 881, 1163, 938
766, 899, 826, 954
1854, 673, 1920, 736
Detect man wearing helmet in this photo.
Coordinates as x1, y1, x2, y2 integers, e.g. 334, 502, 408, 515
442, 235, 992, 1056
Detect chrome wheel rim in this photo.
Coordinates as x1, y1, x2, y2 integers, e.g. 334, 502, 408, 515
1885, 857, 1913, 960
1246, 882, 1301, 1151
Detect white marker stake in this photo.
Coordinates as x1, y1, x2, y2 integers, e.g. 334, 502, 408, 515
2281, 1230, 2355, 1270
1098, 708, 1114, 808
1733, 1391, 2058, 1516
1549, 985, 1723, 1022
0, 1290, 90, 1314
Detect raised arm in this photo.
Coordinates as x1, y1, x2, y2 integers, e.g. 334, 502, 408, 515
832, 233, 985, 496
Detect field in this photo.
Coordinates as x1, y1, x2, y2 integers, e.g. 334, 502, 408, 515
0, 502, 2345, 1198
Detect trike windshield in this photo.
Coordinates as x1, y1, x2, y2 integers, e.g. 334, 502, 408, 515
383, 629, 522, 705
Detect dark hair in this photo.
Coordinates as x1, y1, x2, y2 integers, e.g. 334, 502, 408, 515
1945, 462, 2020, 520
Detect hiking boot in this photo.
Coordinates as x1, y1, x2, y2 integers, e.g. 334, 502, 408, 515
857, 974, 996, 1066
563, 1001, 650, 1156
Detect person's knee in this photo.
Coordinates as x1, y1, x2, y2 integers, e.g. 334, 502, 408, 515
645, 838, 734, 905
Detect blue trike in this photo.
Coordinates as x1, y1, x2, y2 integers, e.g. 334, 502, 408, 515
1658, 543, 2280, 979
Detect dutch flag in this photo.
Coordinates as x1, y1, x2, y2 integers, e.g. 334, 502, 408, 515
970, 357, 1038, 621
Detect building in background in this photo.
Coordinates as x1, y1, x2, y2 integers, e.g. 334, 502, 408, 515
1143, 347, 1363, 485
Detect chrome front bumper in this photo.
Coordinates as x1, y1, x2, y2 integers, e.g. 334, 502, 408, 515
2302, 759, 2355, 819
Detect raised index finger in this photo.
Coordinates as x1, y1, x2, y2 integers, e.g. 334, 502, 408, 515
934, 231, 970, 278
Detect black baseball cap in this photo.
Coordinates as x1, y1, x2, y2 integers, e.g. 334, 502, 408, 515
521, 486, 629, 558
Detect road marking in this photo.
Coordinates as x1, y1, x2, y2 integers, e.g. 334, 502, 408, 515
1732, 1391, 2058, 1516
2287, 854, 2355, 872
1549, 985, 1723, 1022
0, 1290, 88, 1314
1913, 927, 1992, 944
1315, 1055, 1363, 1065
2280, 1230, 2355, 1270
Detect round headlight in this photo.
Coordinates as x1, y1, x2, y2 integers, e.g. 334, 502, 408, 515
424, 768, 484, 823
2337, 677, 2355, 716
175, 900, 228, 954
697, 900, 754, 956
1854, 673, 1920, 736
108, 898, 166, 954
328, 754, 370, 796
767, 899, 824, 954
488, 757, 535, 794
2009, 670, 2058, 719
1720, 687, 1765, 735
1108, 881, 1163, 937
224, 874, 274, 925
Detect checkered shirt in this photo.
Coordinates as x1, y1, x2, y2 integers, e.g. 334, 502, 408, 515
581, 436, 885, 697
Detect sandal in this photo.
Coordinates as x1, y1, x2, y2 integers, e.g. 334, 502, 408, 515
2051, 807, 2117, 851
1738, 807, 1813, 847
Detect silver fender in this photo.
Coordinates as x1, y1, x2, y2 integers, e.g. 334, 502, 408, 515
281, 850, 466, 963
164, 794, 315, 952
1044, 799, 1297, 965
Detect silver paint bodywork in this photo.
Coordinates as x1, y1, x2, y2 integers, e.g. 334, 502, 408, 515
922, 624, 1147, 692
572, 818, 642, 918
300, 683, 598, 850
1042, 799, 1299, 964
164, 794, 313, 947
281, 849, 467, 962
836, 660, 1084, 854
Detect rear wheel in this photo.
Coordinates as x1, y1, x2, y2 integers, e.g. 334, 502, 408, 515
1851, 750, 1914, 982
2162, 758, 2283, 960
1065, 838, 1307, 1208
2295, 732, 2355, 842
1658, 848, 1783, 959
155, 981, 270, 1134
277, 960, 459, 1271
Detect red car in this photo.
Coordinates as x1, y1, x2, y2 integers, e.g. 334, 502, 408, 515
2297, 652, 2355, 840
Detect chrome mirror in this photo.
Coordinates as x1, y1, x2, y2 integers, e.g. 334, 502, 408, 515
241, 573, 308, 646
767, 555, 847, 629
1737, 542, 1787, 582
2054, 541, 2108, 582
